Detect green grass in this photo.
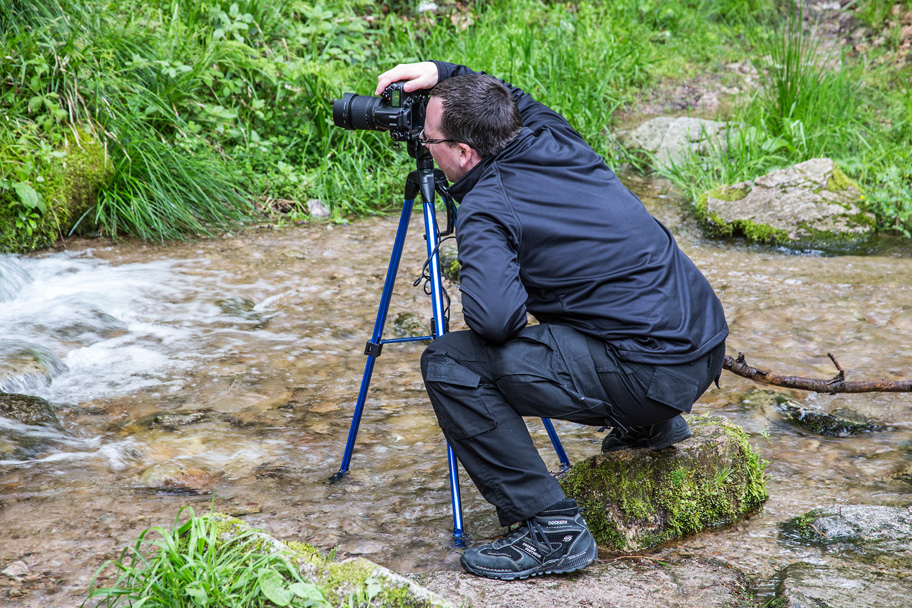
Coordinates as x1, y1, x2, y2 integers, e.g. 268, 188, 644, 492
658, 5, 912, 236
83, 506, 330, 608
1, 0, 911, 249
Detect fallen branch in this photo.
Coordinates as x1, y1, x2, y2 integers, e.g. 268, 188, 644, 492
723, 352, 912, 393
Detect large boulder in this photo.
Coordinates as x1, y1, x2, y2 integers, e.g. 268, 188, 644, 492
559, 415, 767, 551
620, 116, 735, 170
697, 158, 874, 248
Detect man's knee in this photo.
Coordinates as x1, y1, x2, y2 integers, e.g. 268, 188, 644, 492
420, 330, 480, 377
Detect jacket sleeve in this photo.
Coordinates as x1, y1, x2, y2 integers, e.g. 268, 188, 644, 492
431, 61, 583, 140
454, 189, 529, 344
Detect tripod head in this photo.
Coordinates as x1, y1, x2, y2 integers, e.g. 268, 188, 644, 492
404, 140, 456, 237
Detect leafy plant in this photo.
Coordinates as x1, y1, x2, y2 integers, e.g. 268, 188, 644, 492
83, 506, 330, 608
2, 0, 911, 247
745, 8, 866, 159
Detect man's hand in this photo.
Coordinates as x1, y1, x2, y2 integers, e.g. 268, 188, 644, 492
375, 61, 439, 95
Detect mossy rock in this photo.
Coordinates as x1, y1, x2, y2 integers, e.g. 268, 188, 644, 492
777, 401, 886, 437
209, 514, 459, 608
560, 415, 767, 551
778, 505, 912, 569
696, 158, 874, 250
0, 392, 67, 461
0, 126, 111, 253
392, 311, 429, 338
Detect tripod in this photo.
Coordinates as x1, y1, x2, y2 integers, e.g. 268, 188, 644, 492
329, 140, 570, 541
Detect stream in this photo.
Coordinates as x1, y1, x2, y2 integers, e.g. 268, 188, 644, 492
1, 175, 911, 606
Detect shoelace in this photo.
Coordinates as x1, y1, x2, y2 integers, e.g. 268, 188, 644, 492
500, 517, 556, 558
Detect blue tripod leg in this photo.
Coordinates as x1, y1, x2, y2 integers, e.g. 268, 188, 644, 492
542, 418, 571, 470
330, 199, 415, 482
420, 196, 465, 541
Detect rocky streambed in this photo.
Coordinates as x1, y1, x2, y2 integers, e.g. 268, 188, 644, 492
1, 176, 912, 607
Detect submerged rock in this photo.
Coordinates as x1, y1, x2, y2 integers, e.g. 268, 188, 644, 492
560, 415, 767, 551
771, 562, 912, 608
137, 462, 221, 495
0, 392, 61, 428
216, 297, 270, 328
392, 312, 429, 338
0, 340, 68, 394
779, 505, 912, 569
777, 401, 886, 437
135, 409, 213, 430
697, 158, 874, 248
438, 243, 460, 283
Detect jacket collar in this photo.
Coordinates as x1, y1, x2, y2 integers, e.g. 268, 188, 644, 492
448, 127, 533, 202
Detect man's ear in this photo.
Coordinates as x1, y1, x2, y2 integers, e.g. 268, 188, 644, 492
457, 143, 482, 172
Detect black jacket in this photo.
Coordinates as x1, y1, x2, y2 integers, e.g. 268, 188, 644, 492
434, 61, 728, 364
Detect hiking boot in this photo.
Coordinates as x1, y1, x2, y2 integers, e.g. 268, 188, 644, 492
601, 415, 691, 452
459, 499, 597, 580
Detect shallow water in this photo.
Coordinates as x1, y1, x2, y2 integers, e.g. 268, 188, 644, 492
1, 178, 911, 606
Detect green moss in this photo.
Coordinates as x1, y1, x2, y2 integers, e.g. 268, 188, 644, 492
736, 219, 790, 244
777, 510, 854, 551
0, 127, 110, 253
286, 541, 322, 558
695, 185, 749, 236
561, 416, 768, 551
437, 246, 461, 283
826, 165, 862, 195
60, 128, 111, 233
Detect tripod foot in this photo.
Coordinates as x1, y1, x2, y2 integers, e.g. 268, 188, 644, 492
328, 470, 348, 484
451, 531, 468, 549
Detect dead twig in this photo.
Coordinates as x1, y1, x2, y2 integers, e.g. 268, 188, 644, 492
723, 352, 912, 393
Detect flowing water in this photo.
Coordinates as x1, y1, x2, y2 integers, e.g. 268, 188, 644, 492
1, 177, 911, 606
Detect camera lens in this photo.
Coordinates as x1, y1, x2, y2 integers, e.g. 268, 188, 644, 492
333, 93, 382, 131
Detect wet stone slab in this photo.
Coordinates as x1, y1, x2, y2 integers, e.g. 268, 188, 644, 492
409, 556, 753, 608
772, 562, 912, 608
779, 504, 912, 569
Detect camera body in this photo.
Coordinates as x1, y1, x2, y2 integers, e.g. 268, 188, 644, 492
333, 82, 428, 141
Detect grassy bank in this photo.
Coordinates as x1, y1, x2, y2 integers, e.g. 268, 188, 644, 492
1, 0, 910, 252
83, 507, 444, 608
659, 3, 912, 237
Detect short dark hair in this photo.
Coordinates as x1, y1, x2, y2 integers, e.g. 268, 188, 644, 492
430, 74, 522, 158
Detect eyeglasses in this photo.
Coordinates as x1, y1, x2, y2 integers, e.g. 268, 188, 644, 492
417, 129, 458, 146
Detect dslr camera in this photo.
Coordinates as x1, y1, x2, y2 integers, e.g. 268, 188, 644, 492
332, 82, 427, 142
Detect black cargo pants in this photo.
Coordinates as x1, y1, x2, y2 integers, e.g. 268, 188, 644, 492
420, 323, 726, 527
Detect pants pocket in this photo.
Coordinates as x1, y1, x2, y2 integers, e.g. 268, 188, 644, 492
423, 354, 498, 440
646, 366, 701, 413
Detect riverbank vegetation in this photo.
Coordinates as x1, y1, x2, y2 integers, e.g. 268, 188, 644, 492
84, 507, 333, 607
1, 0, 910, 252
